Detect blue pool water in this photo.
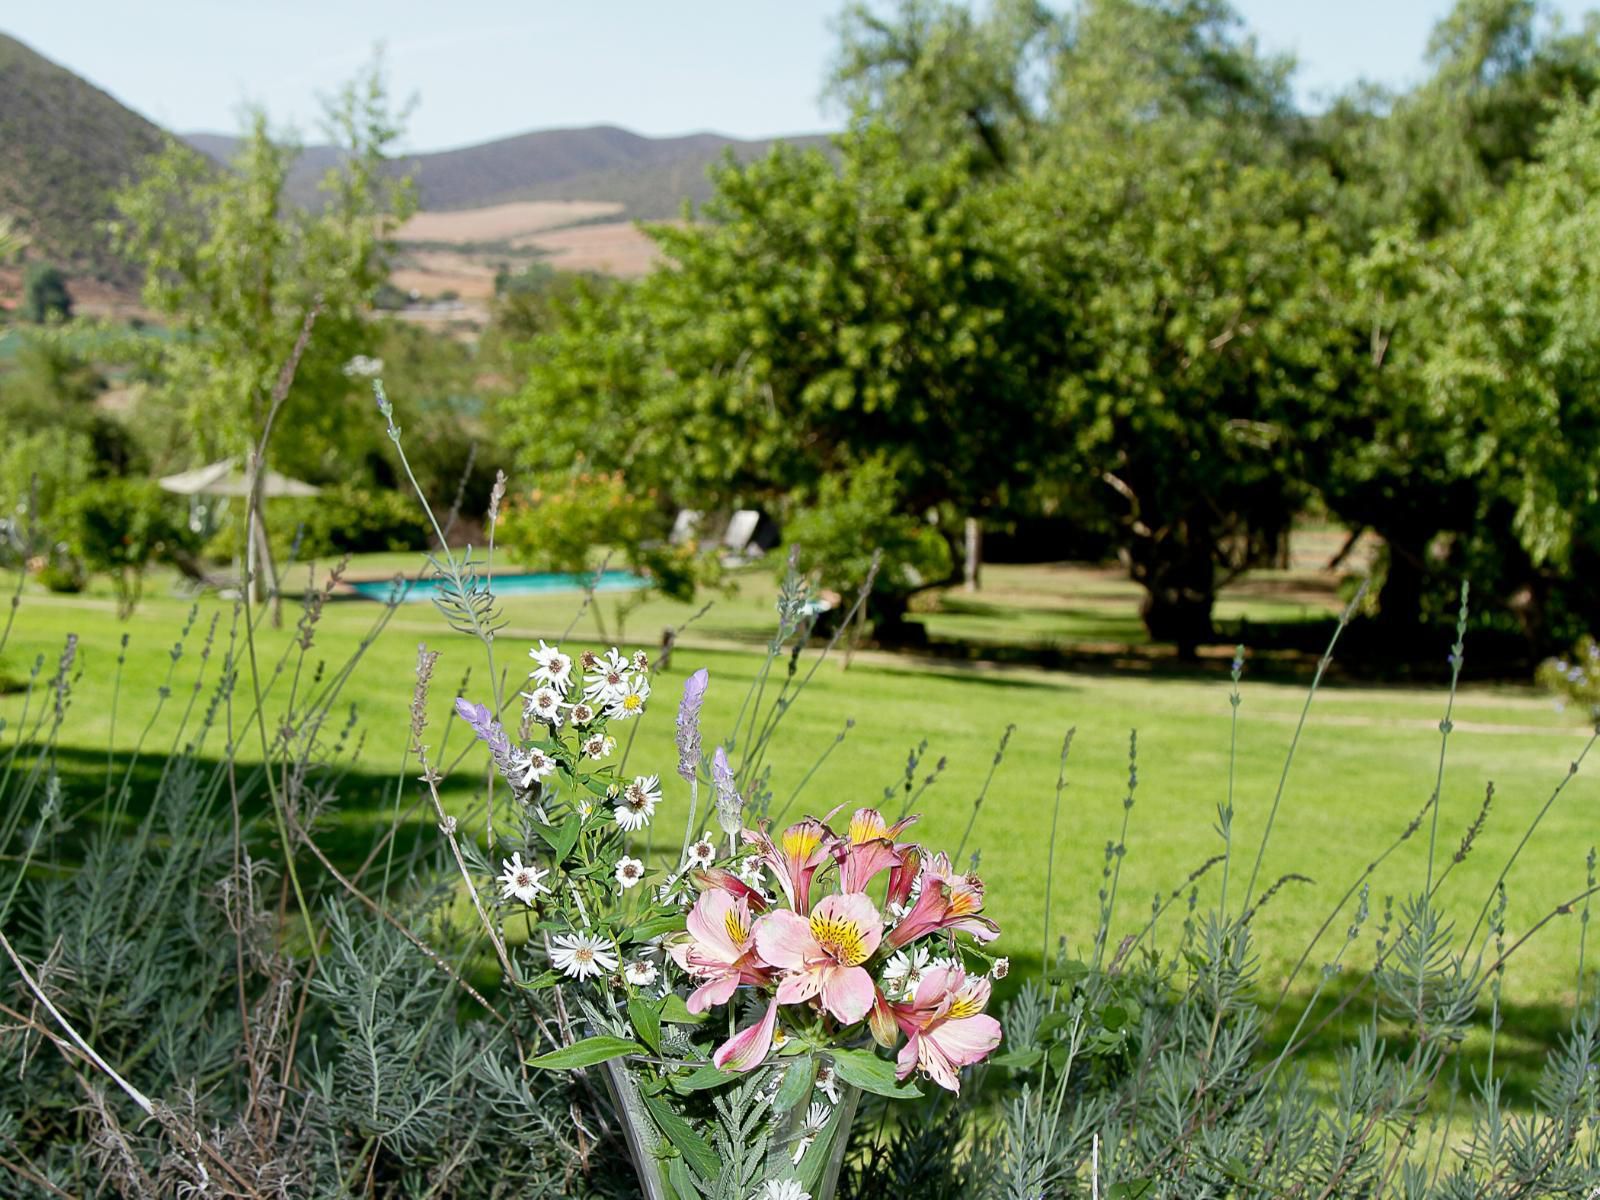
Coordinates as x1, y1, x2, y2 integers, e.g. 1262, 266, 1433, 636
347, 570, 646, 603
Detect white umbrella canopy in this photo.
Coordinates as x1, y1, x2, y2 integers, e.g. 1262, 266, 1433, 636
158, 458, 321, 499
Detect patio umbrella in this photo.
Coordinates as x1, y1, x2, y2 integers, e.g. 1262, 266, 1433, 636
157, 458, 322, 499
158, 457, 321, 614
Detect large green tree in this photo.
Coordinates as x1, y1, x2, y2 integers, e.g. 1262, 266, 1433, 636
1021, 0, 1331, 651
1303, 0, 1600, 639
500, 129, 1064, 635
110, 62, 414, 484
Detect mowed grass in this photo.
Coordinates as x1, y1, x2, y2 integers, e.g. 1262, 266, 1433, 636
4, 555, 1596, 1081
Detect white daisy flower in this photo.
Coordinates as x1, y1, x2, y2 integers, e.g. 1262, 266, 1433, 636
624, 959, 659, 987
583, 733, 616, 761
615, 856, 646, 890
815, 1064, 840, 1105
497, 852, 551, 905
583, 649, 632, 704
606, 673, 651, 720
568, 701, 597, 727
686, 838, 716, 868
614, 778, 659, 832
880, 945, 932, 1000
791, 1101, 832, 1164
528, 640, 573, 694
522, 686, 564, 728
758, 1180, 809, 1200
991, 956, 1010, 979
549, 931, 618, 980
628, 774, 662, 810
929, 954, 961, 975
736, 856, 768, 890
630, 649, 650, 673
517, 747, 556, 787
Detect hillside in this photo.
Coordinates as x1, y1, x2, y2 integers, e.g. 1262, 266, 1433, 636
187, 124, 832, 217
0, 33, 170, 284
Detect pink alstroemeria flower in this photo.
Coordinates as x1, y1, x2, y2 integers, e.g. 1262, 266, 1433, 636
886, 846, 922, 909
688, 866, 769, 912
743, 816, 835, 912
892, 967, 1002, 1094
667, 889, 770, 1013
755, 892, 884, 1024
885, 852, 999, 949
833, 808, 918, 893
714, 998, 779, 1072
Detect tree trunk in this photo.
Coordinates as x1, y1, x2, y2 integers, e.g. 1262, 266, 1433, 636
963, 517, 982, 593
1126, 517, 1217, 660
868, 591, 928, 647
1372, 526, 1430, 645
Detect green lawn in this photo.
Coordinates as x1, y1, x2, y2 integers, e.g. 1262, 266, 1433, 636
4, 555, 1596, 1095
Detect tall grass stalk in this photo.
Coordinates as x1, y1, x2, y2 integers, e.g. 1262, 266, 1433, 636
1241, 578, 1366, 906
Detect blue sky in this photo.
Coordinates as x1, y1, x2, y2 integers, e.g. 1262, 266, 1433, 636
6, 1, 1597, 151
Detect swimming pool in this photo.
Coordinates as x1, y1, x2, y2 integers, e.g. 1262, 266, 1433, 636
346, 569, 647, 603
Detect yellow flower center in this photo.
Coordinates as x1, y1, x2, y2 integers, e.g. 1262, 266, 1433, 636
622, 694, 642, 711
947, 991, 984, 1020
848, 812, 886, 844
724, 910, 750, 947
810, 913, 869, 966
946, 882, 981, 917
783, 826, 821, 860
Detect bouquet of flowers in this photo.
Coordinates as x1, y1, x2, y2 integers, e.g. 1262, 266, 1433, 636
455, 640, 1005, 1200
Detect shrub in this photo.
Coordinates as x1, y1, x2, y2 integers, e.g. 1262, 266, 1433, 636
786, 457, 953, 641
284, 483, 433, 559
34, 551, 85, 593
499, 468, 656, 573
20, 263, 72, 323
498, 467, 726, 610
0, 427, 95, 553
201, 484, 432, 564
65, 477, 192, 617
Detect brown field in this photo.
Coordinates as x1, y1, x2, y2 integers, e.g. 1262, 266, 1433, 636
397, 200, 624, 244
388, 200, 668, 324
390, 250, 500, 302
514, 220, 665, 276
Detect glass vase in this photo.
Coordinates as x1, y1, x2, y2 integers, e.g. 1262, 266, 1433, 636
601, 1055, 861, 1200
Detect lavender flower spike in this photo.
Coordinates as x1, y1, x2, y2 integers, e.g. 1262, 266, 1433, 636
676, 668, 710, 783
711, 745, 743, 837
454, 697, 516, 774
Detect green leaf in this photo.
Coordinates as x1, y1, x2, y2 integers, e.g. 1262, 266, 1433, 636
660, 994, 707, 1025
532, 821, 565, 854
553, 814, 582, 862
641, 1090, 720, 1180
1038, 1010, 1080, 1037
1107, 1181, 1154, 1200
626, 914, 685, 944
667, 1155, 703, 1199
990, 1047, 1044, 1070
518, 969, 563, 991
772, 1056, 816, 1113
526, 1035, 642, 1069
628, 998, 663, 1055
1100, 1003, 1128, 1031
672, 1064, 739, 1092
829, 1048, 921, 1099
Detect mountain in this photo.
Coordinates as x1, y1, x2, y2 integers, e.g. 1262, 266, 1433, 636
0, 32, 171, 283
185, 124, 833, 217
